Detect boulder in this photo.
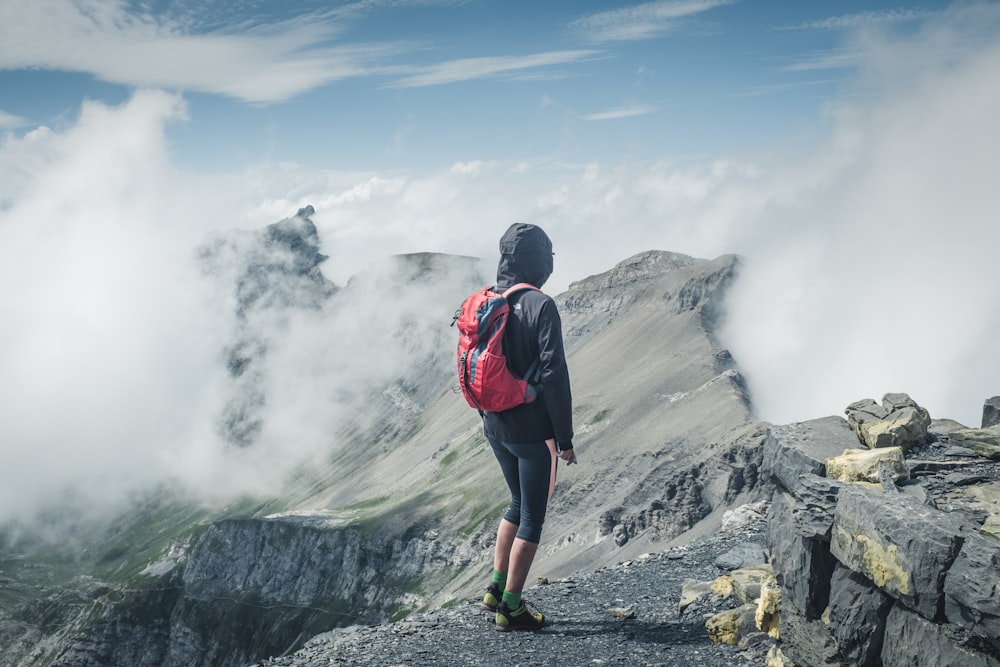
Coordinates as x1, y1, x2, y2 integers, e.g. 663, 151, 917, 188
825, 447, 909, 486
763, 417, 858, 494
827, 563, 892, 667
944, 531, 1000, 650
949, 425, 1000, 460
830, 486, 964, 621
712, 564, 775, 604
845, 394, 931, 451
984, 396, 1000, 429
714, 542, 767, 571
678, 579, 713, 616
881, 604, 1000, 667
706, 604, 758, 646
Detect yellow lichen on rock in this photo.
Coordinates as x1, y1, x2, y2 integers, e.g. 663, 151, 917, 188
855, 533, 910, 595
766, 645, 795, 667
711, 575, 734, 597
756, 578, 781, 639
825, 447, 906, 485
706, 604, 757, 646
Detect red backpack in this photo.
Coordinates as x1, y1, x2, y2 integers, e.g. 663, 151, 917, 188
453, 283, 541, 412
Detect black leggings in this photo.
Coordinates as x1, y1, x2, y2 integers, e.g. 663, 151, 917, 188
488, 437, 555, 543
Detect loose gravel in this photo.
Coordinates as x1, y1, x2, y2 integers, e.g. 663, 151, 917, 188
252, 511, 772, 667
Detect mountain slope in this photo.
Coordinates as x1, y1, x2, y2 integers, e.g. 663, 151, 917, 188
0, 224, 768, 666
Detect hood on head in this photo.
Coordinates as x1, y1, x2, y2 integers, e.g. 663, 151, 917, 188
496, 223, 553, 289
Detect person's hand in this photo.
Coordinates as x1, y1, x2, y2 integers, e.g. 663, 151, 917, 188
557, 448, 577, 465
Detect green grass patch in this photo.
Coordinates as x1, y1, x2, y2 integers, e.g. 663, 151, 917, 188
458, 500, 506, 538
588, 408, 612, 425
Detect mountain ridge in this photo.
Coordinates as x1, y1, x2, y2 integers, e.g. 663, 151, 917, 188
0, 210, 762, 666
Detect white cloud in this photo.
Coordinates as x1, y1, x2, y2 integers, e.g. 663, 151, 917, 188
570, 0, 732, 43
1, 2, 998, 527
584, 104, 657, 121
0, 109, 27, 129
386, 50, 601, 88
0, 1, 395, 104
718, 4, 1000, 427
780, 9, 934, 31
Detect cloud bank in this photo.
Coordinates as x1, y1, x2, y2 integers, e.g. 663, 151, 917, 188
2, 4, 998, 526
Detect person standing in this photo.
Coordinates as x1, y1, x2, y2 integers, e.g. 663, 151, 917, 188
479, 223, 575, 632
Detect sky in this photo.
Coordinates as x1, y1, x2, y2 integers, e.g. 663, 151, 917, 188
2, 0, 1000, 525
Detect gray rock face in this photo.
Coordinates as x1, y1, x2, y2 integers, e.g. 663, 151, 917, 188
765, 404, 1000, 667
882, 605, 1000, 667
830, 486, 963, 621
827, 564, 892, 667
763, 417, 857, 495
767, 492, 836, 619
789, 474, 846, 540
50, 515, 482, 667
949, 425, 1000, 460
944, 531, 1000, 650
984, 396, 1000, 428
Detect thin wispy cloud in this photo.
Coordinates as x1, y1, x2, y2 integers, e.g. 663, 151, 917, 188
780, 8, 934, 31
783, 49, 862, 72
729, 79, 835, 99
584, 104, 657, 121
570, 0, 732, 43
0, 109, 27, 129
386, 50, 600, 88
0, 1, 462, 104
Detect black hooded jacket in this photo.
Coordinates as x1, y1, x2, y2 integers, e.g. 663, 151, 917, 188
481, 224, 574, 449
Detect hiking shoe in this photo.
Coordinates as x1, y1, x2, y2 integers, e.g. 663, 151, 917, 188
495, 600, 545, 632
481, 584, 503, 612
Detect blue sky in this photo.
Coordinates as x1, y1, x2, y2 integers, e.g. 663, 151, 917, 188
0, 1, 960, 171
2, 1, 1000, 520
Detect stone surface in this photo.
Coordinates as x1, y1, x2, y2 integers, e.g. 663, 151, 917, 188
881, 604, 1000, 667
714, 541, 767, 570
755, 578, 781, 639
984, 396, 1000, 429
944, 531, 1000, 649
678, 579, 714, 615
712, 564, 774, 604
827, 563, 892, 667
830, 486, 964, 621
768, 493, 836, 619
825, 447, 909, 486
763, 417, 858, 494
706, 603, 758, 646
253, 513, 779, 667
777, 602, 842, 667
949, 425, 1000, 460
786, 474, 845, 541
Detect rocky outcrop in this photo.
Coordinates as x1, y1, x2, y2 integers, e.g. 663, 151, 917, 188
198, 206, 336, 447
764, 394, 1000, 666
983, 396, 1000, 428
845, 393, 931, 451
49, 513, 483, 667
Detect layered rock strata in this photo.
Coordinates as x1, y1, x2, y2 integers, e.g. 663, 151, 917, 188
764, 394, 1000, 667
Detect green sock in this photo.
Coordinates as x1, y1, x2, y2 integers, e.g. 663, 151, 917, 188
501, 590, 522, 609
491, 570, 507, 590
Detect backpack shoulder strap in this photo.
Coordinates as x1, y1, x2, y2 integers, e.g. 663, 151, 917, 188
501, 283, 539, 298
